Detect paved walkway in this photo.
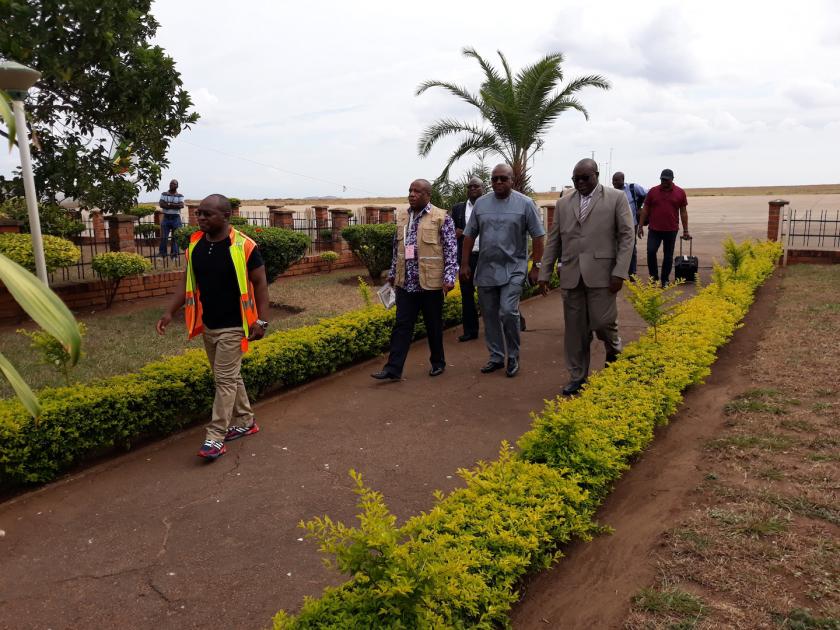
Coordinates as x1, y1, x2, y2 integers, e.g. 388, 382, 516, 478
0, 292, 648, 629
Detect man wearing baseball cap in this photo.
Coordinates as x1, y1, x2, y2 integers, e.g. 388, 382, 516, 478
637, 169, 690, 286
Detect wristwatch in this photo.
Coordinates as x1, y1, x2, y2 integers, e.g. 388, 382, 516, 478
256, 319, 269, 330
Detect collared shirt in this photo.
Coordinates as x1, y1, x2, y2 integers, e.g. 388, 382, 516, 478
464, 199, 479, 252
160, 192, 184, 216
464, 190, 546, 287
645, 184, 687, 232
388, 204, 458, 292
619, 183, 647, 224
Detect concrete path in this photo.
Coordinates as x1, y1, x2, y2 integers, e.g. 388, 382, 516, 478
0, 291, 648, 630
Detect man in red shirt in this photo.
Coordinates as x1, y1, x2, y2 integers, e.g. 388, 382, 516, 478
637, 168, 690, 286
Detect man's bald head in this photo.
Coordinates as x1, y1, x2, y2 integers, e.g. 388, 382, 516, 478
408, 179, 432, 210
467, 176, 485, 202
572, 159, 599, 195
612, 171, 625, 189
412, 179, 432, 195
199, 194, 232, 214
490, 163, 514, 198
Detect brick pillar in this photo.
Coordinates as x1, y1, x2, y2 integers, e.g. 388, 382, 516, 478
0, 218, 22, 233
154, 210, 163, 225
90, 210, 106, 242
767, 199, 789, 241
329, 208, 351, 252
106, 214, 137, 253
187, 203, 200, 226
313, 205, 329, 230
364, 205, 379, 224
379, 206, 396, 223
275, 209, 295, 229
230, 202, 241, 217
541, 204, 555, 231
267, 205, 285, 228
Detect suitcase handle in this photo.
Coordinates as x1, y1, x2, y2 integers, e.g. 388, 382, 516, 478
679, 238, 692, 257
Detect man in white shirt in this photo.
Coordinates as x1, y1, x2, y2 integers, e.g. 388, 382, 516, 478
451, 177, 484, 341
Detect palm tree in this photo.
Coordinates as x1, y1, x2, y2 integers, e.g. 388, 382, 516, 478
416, 48, 610, 192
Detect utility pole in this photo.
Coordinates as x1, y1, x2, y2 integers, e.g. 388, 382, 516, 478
608, 147, 613, 180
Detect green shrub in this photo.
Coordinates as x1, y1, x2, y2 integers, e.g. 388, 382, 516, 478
229, 216, 250, 228
0, 233, 81, 273
17, 323, 87, 387
319, 228, 333, 242
124, 204, 156, 219
271, 241, 782, 628
133, 223, 160, 237
175, 224, 310, 283
91, 252, 151, 308
229, 197, 241, 208
320, 250, 339, 272
0, 197, 85, 239
625, 277, 685, 341
341, 223, 396, 280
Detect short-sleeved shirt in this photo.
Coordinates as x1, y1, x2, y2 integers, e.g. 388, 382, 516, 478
160, 192, 184, 216
645, 184, 687, 232
620, 183, 647, 224
191, 234, 264, 329
464, 190, 546, 287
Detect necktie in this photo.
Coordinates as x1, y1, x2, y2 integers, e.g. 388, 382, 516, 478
579, 194, 592, 222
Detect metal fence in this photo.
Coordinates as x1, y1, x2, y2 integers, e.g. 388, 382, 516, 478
48, 212, 360, 284
778, 208, 840, 266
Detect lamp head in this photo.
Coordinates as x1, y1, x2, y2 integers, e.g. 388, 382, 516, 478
0, 61, 41, 99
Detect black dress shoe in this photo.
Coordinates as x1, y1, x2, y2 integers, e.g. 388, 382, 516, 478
371, 370, 400, 381
605, 352, 620, 367
505, 358, 519, 377
520, 316, 527, 332
458, 333, 479, 342
429, 366, 445, 377
562, 378, 586, 396
480, 361, 505, 374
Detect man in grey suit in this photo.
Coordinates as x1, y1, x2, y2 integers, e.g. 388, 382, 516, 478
461, 164, 545, 378
531, 158, 634, 396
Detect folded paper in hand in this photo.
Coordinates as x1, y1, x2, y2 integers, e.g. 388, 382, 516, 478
377, 283, 396, 309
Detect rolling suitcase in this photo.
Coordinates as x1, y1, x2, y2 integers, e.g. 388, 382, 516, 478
673, 238, 698, 282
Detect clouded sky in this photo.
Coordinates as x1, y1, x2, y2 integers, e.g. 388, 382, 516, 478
6, 0, 840, 200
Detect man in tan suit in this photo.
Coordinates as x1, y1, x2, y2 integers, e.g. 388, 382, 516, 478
530, 159, 634, 396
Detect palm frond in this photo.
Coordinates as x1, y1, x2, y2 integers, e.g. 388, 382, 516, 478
417, 118, 492, 157
438, 133, 506, 182
461, 47, 503, 85
414, 80, 486, 113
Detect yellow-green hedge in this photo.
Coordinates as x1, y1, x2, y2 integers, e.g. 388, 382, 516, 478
271, 240, 782, 629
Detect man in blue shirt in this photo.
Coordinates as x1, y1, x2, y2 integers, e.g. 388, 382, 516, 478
612, 172, 646, 277
159, 179, 185, 259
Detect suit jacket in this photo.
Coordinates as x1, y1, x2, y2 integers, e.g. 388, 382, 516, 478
451, 201, 468, 262
538, 184, 635, 289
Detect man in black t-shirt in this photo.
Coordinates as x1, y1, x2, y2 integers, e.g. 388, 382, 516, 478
156, 194, 270, 461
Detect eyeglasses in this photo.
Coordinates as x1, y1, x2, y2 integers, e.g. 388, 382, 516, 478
467, 183, 483, 188
490, 175, 510, 182
571, 174, 598, 183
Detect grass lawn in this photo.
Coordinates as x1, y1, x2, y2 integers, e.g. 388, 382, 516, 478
0, 267, 373, 398
625, 265, 840, 629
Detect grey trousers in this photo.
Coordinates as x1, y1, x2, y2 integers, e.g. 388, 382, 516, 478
478, 280, 523, 363
202, 327, 255, 442
561, 281, 622, 381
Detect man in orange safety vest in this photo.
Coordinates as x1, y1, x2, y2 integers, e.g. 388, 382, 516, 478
156, 194, 270, 461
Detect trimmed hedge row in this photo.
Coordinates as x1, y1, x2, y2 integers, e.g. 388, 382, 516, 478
271, 240, 782, 629
0, 271, 557, 487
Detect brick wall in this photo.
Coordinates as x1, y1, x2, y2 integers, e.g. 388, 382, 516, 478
785, 249, 840, 265
0, 252, 363, 322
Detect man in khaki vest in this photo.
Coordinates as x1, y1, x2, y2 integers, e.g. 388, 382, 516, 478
372, 179, 458, 380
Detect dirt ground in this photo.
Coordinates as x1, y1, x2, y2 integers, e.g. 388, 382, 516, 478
510, 267, 839, 629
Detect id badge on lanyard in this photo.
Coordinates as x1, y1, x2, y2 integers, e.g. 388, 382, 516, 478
404, 212, 416, 260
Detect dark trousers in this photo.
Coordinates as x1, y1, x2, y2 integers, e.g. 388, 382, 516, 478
647, 229, 678, 285
384, 287, 445, 377
159, 215, 182, 257
629, 237, 638, 278
460, 251, 480, 336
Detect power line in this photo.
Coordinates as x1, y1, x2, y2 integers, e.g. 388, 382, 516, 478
178, 139, 378, 196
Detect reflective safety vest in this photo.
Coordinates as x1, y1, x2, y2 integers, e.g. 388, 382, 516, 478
184, 227, 259, 352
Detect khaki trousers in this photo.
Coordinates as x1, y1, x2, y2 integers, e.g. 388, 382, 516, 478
202, 327, 254, 442
561, 280, 622, 382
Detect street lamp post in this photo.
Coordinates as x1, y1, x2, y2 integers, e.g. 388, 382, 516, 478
0, 61, 48, 284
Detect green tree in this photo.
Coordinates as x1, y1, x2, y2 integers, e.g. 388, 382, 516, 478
0, 0, 198, 212
416, 48, 610, 192
430, 155, 491, 212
